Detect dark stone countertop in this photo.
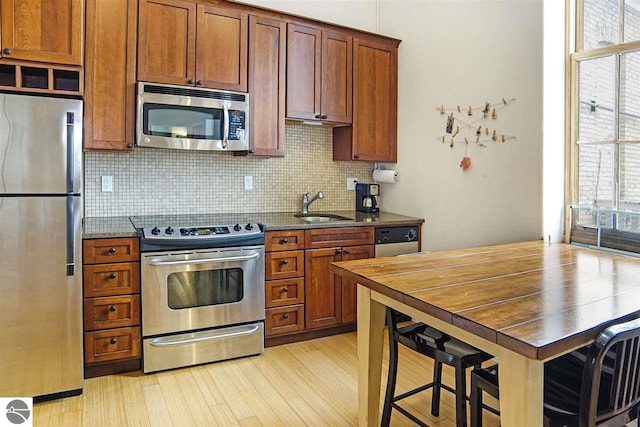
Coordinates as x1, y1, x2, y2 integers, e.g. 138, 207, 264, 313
83, 211, 424, 239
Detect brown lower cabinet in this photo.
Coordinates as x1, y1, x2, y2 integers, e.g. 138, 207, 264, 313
83, 237, 141, 377
264, 227, 374, 346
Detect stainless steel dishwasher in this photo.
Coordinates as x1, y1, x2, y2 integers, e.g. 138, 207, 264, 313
375, 226, 420, 257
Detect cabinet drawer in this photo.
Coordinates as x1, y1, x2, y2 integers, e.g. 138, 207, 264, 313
83, 263, 140, 297
83, 238, 140, 264
84, 327, 141, 364
265, 230, 305, 252
265, 250, 304, 280
265, 278, 304, 308
84, 295, 141, 331
305, 227, 374, 249
265, 305, 304, 336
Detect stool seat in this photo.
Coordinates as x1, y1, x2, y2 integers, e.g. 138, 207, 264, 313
382, 308, 494, 427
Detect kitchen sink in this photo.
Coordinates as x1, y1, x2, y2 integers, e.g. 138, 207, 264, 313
294, 213, 353, 222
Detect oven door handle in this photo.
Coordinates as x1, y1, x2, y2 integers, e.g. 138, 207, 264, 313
148, 252, 260, 266
149, 324, 261, 347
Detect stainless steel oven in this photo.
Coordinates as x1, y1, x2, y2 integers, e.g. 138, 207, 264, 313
136, 219, 265, 373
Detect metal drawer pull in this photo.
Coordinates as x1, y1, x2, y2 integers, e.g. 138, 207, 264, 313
109, 305, 117, 312
108, 247, 116, 254
109, 273, 117, 279
282, 313, 289, 319
281, 259, 289, 265
282, 287, 289, 292
149, 325, 260, 347
281, 238, 288, 244
110, 338, 117, 345
149, 252, 259, 266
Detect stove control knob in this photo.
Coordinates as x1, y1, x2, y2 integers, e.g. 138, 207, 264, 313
165, 226, 174, 235
233, 224, 242, 232
245, 223, 254, 231
151, 227, 161, 235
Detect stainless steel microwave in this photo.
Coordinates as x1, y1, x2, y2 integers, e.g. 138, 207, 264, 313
136, 82, 249, 151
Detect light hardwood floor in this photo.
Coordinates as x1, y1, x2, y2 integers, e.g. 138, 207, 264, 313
33, 331, 499, 426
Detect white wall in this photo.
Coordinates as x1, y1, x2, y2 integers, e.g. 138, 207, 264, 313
239, 0, 545, 251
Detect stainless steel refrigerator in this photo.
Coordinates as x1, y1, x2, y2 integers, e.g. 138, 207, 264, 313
0, 93, 83, 400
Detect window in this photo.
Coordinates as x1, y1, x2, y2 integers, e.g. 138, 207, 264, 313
570, 0, 640, 254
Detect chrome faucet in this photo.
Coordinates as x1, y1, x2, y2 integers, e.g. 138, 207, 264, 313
301, 191, 324, 214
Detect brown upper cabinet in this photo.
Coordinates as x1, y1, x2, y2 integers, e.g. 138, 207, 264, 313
248, 15, 286, 156
333, 38, 398, 162
138, 0, 248, 92
286, 24, 352, 124
84, 0, 137, 151
0, 0, 83, 65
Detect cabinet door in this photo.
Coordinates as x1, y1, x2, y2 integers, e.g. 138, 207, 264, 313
286, 24, 321, 121
305, 247, 342, 329
0, 0, 83, 65
196, 5, 247, 91
84, 0, 137, 150
334, 39, 397, 162
321, 31, 352, 124
340, 245, 374, 324
248, 15, 285, 156
138, 0, 196, 86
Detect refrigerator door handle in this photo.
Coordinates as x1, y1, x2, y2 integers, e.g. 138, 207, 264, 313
66, 112, 75, 194
66, 196, 75, 276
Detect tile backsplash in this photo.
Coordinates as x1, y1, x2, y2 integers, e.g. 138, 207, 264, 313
85, 123, 373, 217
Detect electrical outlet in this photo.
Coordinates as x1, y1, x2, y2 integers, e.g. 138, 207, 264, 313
244, 175, 253, 190
347, 177, 358, 190
101, 176, 113, 192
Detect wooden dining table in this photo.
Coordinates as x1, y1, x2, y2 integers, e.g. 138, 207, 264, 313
330, 241, 640, 426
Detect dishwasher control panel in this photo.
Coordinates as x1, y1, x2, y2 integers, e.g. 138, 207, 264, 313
375, 226, 419, 244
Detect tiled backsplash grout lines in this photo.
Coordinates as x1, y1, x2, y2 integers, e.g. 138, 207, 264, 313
85, 123, 373, 217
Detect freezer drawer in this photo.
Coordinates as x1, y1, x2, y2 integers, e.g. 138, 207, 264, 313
143, 322, 264, 373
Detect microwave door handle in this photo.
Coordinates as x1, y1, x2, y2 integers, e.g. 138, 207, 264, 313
222, 104, 229, 150
148, 252, 260, 266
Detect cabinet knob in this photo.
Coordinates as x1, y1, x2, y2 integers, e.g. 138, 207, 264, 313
109, 273, 117, 280
127, 143, 133, 149
110, 338, 117, 345
354, 154, 360, 159
322, 115, 328, 119
336, 248, 343, 254
314, 114, 321, 119
280, 238, 288, 244
281, 259, 289, 265
188, 79, 195, 84
108, 247, 116, 254
109, 305, 117, 312
282, 313, 289, 319
282, 287, 289, 293
2, 48, 11, 55
196, 80, 203, 85
344, 249, 350, 255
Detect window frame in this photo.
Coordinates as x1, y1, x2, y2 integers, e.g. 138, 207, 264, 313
567, 0, 640, 254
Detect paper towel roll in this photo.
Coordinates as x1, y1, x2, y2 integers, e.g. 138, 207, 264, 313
373, 169, 398, 184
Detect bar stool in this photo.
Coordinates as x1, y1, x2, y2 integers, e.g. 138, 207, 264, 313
470, 365, 500, 427
381, 308, 494, 427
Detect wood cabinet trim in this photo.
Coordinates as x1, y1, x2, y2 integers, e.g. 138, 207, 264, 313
286, 23, 321, 121
83, 262, 141, 298
321, 30, 352, 123
265, 250, 304, 280
265, 277, 304, 308
265, 304, 304, 336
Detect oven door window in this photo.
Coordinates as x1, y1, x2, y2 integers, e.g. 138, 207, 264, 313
143, 103, 224, 140
167, 268, 243, 309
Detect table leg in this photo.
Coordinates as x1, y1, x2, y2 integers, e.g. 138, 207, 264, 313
497, 349, 544, 426
357, 285, 386, 427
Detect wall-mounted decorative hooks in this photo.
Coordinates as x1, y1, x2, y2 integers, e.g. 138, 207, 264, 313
435, 98, 516, 172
